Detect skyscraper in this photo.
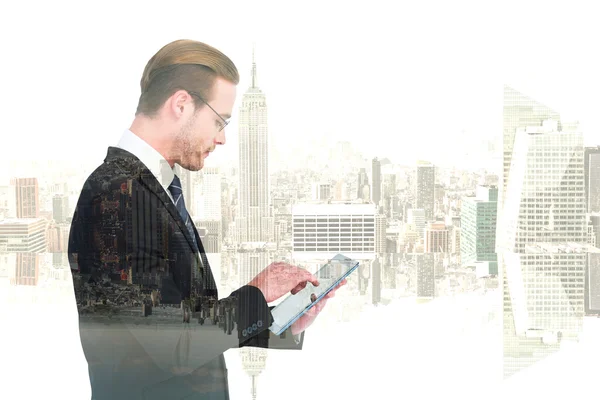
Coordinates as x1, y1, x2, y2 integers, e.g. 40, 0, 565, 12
372, 157, 381, 206
194, 166, 222, 221
415, 253, 435, 300
501, 87, 564, 378
584, 146, 600, 213
237, 249, 274, 287
424, 222, 449, 253
239, 347, 268, 400
460, 185, 498, 267
375, 213, 386, 255
238, 47, 272, 242
502, 85, 560, 205
415, 161, 435, 220
52, 194, 69, 223
12, 177, 39, 218
357, 168, 369, 201
498, 118, 587, 377
312, 182, 332, 201
371, 256, 381, 305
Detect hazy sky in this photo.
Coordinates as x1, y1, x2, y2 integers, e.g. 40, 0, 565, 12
1, 0, 599, 171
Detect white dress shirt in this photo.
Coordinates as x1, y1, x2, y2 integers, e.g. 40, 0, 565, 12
116, 129, 176, 202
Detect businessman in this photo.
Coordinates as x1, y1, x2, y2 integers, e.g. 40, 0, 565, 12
68, 39, 346, 399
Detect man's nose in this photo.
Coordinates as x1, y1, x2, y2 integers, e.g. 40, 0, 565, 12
216, 128, 226, 145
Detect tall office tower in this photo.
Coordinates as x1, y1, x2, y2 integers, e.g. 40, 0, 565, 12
372, 157, 382, 206
407, 208, 426, 236
221, 180, 232, 238
498, 118, 587, 377
590, 214, 600, 248
0, 218, 46, 253
586, 215, 600, 314
312, 182, 332, 201
501, 87, 562, 378
240, 347, 268, 400
451, 226, 461, 257
274, 219, 286, 248
584, 146, 600, 213
585, 247, 600, 314
460, 185, 498, 267
237, 249, 274, 287
194, 220, 222, 253
372, 256, 381, 305
46, 222, 70, 252
238, 47, 272, 242
291, 203, 377, 262
357, 168, 369, 200
415, 253, 435, 299
502, 86, 561, 206
194, 167, 222, 221
382, 170, 397, 217
12, 177, 39, 218
424, 222, 449, 253
415, 161, 435, 220
14, 253, 39, 286
52, 194, 69, 223
375, 213, 386, 254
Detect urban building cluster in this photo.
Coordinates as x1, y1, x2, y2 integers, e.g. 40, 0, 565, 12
2, 49, 600, 394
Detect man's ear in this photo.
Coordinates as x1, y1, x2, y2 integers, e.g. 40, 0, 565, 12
170, 90, 192, 118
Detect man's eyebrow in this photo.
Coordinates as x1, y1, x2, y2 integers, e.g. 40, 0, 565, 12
221, 113, 231, 120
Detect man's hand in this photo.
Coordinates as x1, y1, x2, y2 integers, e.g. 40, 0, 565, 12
290, 279, 347, 335
247, 262, 319, 303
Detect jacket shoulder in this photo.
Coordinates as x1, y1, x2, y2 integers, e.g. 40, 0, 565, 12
80, 158, 140, 195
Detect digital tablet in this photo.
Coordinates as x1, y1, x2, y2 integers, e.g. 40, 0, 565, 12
269, 253, 360, 335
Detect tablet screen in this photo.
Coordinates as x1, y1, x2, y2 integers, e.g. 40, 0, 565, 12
269, 254, 360, 335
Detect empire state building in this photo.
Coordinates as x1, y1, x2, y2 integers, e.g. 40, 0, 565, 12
237, 48, 273, 243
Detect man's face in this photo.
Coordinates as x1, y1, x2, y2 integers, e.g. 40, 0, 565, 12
175, 77, 236, 171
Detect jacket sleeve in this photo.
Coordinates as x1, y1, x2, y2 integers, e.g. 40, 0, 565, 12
227, 287, 304, 350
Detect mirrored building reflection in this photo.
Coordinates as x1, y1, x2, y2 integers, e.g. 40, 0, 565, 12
500, 87, 591, 378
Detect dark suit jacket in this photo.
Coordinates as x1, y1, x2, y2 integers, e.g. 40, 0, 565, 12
68, 147, 303, 400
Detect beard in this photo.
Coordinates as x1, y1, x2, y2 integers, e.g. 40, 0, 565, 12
174, 113, 205, 171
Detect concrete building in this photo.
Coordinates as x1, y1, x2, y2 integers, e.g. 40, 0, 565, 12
424, 222, 449, 253
460, 185, 498, 268
292, 202, 377, 261
0, 218, 46, 253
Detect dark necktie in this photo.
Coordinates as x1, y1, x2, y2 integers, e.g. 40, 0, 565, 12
168, 174, 197, 247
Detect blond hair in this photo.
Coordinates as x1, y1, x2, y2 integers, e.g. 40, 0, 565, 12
136, 39, 239, 116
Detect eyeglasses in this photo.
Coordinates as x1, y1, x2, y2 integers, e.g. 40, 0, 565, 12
186, 90, 230, 132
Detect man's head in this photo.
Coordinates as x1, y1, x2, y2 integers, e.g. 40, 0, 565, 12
133, 39, 239, 171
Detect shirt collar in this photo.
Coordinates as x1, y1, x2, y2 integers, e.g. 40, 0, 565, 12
116, 129, 175, 192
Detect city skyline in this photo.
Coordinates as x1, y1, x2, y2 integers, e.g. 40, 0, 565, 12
3, 1, 600, 399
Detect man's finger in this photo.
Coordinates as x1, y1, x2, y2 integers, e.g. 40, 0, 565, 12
291, 281, 307, 295
302, 270, 319, 286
